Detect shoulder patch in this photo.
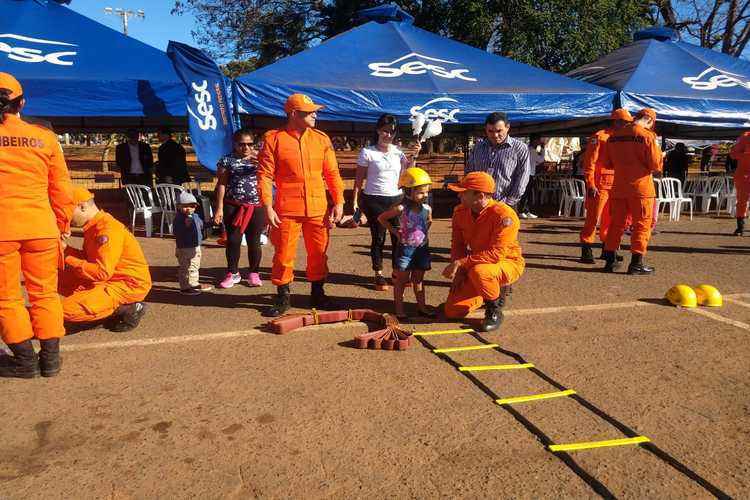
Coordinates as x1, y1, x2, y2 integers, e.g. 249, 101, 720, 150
97, 235, 109, 245
590, 138, 598, 145
502, 217, 514, 227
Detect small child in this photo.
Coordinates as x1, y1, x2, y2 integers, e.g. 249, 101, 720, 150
378, 167, 435, 319
174, 192, 213, 295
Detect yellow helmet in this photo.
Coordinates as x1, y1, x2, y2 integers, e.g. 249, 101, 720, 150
694, 285, 722, 307
665, 285, 697, 308
399, 167, 432, 188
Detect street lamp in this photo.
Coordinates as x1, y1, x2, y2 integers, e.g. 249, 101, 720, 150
104, 7, 145, 36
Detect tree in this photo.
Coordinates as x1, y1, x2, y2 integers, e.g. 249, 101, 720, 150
650, 0, 750, 56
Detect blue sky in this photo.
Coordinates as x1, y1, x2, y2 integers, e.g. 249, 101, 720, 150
67, 0, 197, 51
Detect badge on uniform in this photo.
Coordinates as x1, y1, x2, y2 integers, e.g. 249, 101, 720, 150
590, 138, 598, 144
502, 217, 514, 227
97, 235, 109, 245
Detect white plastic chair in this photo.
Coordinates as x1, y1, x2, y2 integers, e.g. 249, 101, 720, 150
687, 176, 723, 212
716, 176, 734, 215
726, 187, 737, 217
123, 184, 163, 238
662, 177, 693, 221
557, 179, 585, 217
155, 183, 185, 237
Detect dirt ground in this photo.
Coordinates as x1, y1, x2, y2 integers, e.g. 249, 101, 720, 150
1, 212, 749, 499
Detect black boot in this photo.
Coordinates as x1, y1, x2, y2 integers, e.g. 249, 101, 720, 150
734, 218, 745, 236
0, 340, 40, 379
39, 339, 61, 378
108, 302, 147, 332
479, 299, 503, 332
602, 251, 622, 273
264, 285, 291, 317
627, 253, 655, 275
310, 281, 335, 310
599, 249, 624, 261
498, 285, 511, 308
580, 244, 595, 264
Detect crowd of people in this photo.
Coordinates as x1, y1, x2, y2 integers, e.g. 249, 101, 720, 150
1, 69, 749, 379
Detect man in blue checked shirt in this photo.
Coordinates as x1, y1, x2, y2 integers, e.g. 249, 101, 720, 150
465, 112, 531, 209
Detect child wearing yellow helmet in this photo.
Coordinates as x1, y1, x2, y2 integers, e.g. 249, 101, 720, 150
377, 167, 434, 319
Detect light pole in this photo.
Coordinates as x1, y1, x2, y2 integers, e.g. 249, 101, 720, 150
104, 7, 145, 36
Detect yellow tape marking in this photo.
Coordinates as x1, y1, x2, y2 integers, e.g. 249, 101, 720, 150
459, 363, 535, 372
433, 344, 499, 353
413, 329, 474, 336
549, 436, 651, 452
496, 389, 576, 405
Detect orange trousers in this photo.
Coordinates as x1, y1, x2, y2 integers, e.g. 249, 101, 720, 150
736, 181, 749, 218
59, 271, 145, 323
445, 261, 523, 319
604, 197, 654, 255
0, 239, 64, 344
270, 215, 329, 286
580, 189, 611, 244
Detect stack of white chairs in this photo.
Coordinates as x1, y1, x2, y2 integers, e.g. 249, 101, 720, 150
155, 183, 186, 237
685, 176, 724, 213
123, 184, 163, 238
534, 175, 560, 206
716, 176, 735, 215
557, 178, 586, 217
660, 177, 693, 221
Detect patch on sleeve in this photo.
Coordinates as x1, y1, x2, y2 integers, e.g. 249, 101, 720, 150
97, 235, 109, 245
502, 217, 514, 227
590, 138, 598, 145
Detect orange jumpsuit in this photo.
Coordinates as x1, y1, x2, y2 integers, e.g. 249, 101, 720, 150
257, 127, 344, 286
60, 211, 151, 323
445, 200, 525, 318
0, 114, 73, 345
580, 128, 614, 244
729, 132, 750, 218
601, 124, 663, 255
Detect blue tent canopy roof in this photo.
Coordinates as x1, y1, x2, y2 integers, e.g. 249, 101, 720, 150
0, 0, 185, 125
568, 31, 750, 136
234, 19, 615, 126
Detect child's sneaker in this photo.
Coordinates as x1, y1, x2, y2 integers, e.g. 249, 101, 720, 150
218, 272, 241, 289
180, 288, 201, 296
245, 272, 262, 287
195, 283, 214, 292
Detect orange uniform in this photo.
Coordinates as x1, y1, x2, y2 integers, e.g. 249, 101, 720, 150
60, 211, 151, 323
0, 113, 73, 345
257, 127, 344, 285
601, 123, 663, 255
580, 128, 614, 244
729, 132, 750, 219
445, 200, 525, 318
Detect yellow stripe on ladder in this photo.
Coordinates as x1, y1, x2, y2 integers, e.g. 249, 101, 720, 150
496, 389, 576, 405
549, 436, 651, 452
459, 363, 535, 372
413, 329, 475, 336
433, 344, 499, 353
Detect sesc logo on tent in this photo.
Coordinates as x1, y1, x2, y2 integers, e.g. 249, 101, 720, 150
188, 80, 217, 131
410, 97, 461, 122
369, 52, 477, 82
682, 66, 750, 91
0, 34, 77, 66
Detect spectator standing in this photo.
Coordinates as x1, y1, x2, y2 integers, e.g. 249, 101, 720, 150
519, 135, 544, 218
664, 142, 689, 183
157, 128, 190, 185
115, 129, 153, 185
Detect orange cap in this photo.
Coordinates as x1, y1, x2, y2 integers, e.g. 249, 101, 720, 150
0, 72, 23, 100
448, 172, 496, 194
72, 186, 94, 204
635, 108, 656, 120
284, 93, 324, 113
610, 108, 633, 122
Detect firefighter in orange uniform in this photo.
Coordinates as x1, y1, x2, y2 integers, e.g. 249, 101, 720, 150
257, 94, 344, 317
443, 172, 525, 332
0, 72, 73, 379
60, 187, 151, 332
729, 132, 750, 236
601, 108, 663, 275
579, 108, 633, 263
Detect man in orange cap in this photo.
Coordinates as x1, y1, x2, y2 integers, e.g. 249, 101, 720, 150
0, 72, 73, 378
600, 107, 663, 275
60, 187, 151, 332
579, 108, 633, 264
257, 93, 344, 317
729, 130, 750, 236
443, 172, 525, 332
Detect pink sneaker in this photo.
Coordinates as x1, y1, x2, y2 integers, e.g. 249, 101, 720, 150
218, 272, 241, 289
246, 272, 262, 287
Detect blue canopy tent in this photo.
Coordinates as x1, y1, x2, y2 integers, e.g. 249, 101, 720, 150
568, 28, 750, 139
0, 0, 185, 130
233, 5, 615, 135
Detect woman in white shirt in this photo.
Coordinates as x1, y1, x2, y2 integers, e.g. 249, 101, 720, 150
353, 114, 419, 291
